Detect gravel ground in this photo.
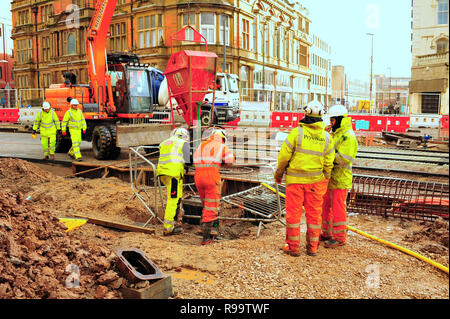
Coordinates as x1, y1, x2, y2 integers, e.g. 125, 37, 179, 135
1, 158, 448, 299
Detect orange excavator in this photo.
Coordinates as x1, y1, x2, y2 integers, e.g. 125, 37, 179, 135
45, 0, 168, 159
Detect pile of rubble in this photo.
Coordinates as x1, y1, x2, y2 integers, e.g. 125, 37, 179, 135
0, 188, 127, 299
404, 217, 449, 257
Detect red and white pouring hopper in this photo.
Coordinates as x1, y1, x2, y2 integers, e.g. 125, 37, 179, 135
164, 26, 218, 128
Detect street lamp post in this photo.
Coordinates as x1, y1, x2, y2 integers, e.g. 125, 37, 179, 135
366, 33, 374, 112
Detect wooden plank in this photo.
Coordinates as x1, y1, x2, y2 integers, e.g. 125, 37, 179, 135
120, 276, 173, 299
73, 214, 155, 234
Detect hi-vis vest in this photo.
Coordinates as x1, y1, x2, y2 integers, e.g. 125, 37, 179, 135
193, 135, 234, 171
276, 121, 335, 185
32, 109, 61, 136
62, 108, 87, 132
156, 135, 186, 177
328, 117, 358, 190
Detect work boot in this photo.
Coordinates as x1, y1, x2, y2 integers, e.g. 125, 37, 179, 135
282, 244, 300, 257
320, 235, 332, 242
163, 226, 183, 236
49, 154, 55, 161
306, 250, 318, 257
75, 158, 83, 162
42, 155, 49, 160
324, 239, 345, 248
201, 222, 214, 245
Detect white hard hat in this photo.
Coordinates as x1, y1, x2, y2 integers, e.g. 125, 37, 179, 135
304, 100, 325, 117
327, 104, 348, 118
42, 101, 51, 110
70, 98, 80, 105
213, 128, 227, 142
171, 127, 189, 141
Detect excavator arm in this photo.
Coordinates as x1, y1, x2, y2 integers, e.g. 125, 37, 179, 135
86, 0, 117, 114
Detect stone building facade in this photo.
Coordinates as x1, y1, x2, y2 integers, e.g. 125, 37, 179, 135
11, 0, 313, 110
410, 0, 449, 115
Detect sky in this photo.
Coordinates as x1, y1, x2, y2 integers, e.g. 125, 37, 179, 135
303, 0, 412, 80
0, 0, 412, 79
0, 1, 13, 57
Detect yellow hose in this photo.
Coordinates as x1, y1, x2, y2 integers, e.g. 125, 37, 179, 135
347, 225, 449, 275
261, 182, 449, 275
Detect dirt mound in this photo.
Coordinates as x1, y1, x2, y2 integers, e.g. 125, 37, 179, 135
0, 188, 126, 299
404, 218, 449, 258
0, 158, 56, 194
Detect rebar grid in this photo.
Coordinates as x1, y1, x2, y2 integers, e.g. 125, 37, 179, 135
349, 174, 449, 221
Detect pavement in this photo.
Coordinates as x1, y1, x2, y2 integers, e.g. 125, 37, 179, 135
0, 132, 127, 166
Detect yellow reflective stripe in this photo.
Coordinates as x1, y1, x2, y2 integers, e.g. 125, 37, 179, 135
203, 198, 220, 203
196, 163, 220, 168
288, 235, 300, 241
308, 236, 320, 242
333, 222, 347, 227
204, 206, 219, 212
307, 223, 321, 230
286, 169, 323, 178
286, 222, 301, 228
333, 229, 347, 234
284, 138, 294, 151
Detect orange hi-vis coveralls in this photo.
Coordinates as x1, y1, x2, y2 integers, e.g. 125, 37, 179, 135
275, 120, 334, 254
321, 117, 358, 243
193, 134, 235, 224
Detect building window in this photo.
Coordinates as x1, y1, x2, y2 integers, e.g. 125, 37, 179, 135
138, 14, 163, 48
17, 39, 33, 64
242, 19, 250, 50
438, 0, 448, 25
182, 14, 196, 41
298, 44, 307, 67
17, 10, 30, 26
274, 29, 280, 59
109, 22, 127, 52
284, 32, 289, 61
200, 13, 216, 44
219, 15, 229, 45
252, 18, 257, 52
41, 36, 51, 62
41, 4, 53, 23
436, 38, 448, 53
240, 66, 249, 96
64, 33, 76, 55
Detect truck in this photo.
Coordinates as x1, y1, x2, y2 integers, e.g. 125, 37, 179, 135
44, 0, 170, 160
200, 72, 240, 126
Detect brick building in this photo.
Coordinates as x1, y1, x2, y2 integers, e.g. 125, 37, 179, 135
11, 0, 313, 110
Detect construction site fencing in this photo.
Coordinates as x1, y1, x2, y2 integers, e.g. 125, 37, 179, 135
19, 88, 45, 108
128, 146, 164, 227
0, 89, 18, 108
349, 175, 449, 221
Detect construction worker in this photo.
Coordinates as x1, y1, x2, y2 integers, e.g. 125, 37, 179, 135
32, 101, 61, 161
61, 98, 87, 162
156, 127, 191, 236
194, 128, 235, 245
321, 104, 358, 248
275, 100, 334, 257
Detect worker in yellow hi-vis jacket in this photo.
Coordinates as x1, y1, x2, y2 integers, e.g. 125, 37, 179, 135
32, 101, 61, 161
61, 99, 87, 162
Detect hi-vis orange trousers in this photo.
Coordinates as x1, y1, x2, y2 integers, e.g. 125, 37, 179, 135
285, 180, 328, 253
321, 189, 349, 243
195, 169, 221, 223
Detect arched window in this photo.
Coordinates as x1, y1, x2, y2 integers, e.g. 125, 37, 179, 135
67, 33, 76, 55
436, 38, 448, 53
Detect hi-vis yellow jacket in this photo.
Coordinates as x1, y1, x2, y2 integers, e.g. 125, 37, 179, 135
62, 108, 87, 132
32, 109, 61, 137
156, 135, 187, 178
275, 121, 335, 185
328, 117, 358, 190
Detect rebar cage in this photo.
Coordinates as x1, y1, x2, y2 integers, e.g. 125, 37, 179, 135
349, 174, 449, 221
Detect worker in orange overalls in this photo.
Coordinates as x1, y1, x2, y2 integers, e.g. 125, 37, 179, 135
274, 101, 335, 257
321, 104, 358, 248
194, 128, 235, 245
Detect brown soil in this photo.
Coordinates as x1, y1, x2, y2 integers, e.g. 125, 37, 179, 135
0, 158, 448, 299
